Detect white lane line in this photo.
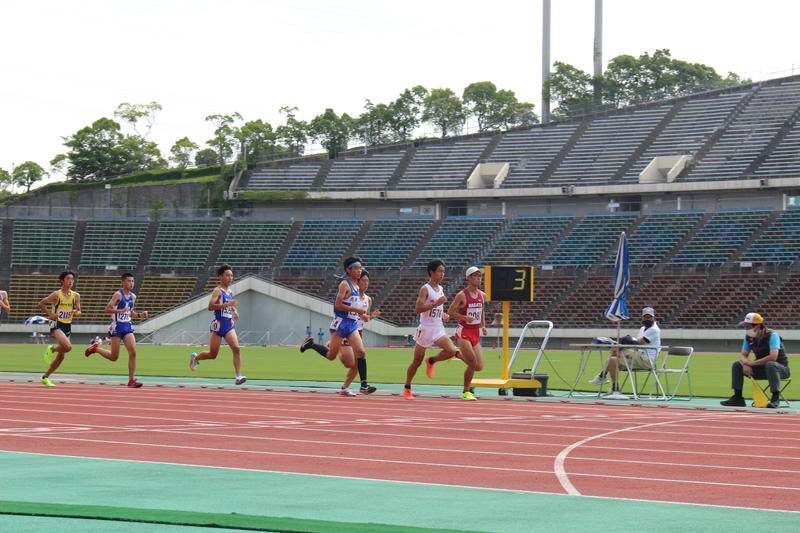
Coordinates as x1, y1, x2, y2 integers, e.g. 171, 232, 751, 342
553, 415, 716, 495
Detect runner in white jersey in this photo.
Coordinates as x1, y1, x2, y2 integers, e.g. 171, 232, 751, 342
403, 259, 460, 400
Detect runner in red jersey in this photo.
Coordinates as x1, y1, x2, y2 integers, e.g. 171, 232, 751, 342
447, 266, 487, 401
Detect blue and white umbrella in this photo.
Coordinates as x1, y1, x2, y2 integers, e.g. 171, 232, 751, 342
605, 231, 630, 322
25, 315, 49, 325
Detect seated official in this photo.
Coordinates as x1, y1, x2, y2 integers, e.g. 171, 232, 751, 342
721, 313, 790, 409
590, 307, 661, 400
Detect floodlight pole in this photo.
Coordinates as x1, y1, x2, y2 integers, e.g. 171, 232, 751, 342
541, 0, 551, 124
593, 0, 603, 108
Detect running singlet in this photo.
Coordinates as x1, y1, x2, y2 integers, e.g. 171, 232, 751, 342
458, 288, 484, 329
52, 290, 76, 324
210, 287, 235, 338
333, 279, 360, 320
418, 283, 444, 328
352, 294, 370, 330
213, 287, 236, 328
110, 289, 135, 335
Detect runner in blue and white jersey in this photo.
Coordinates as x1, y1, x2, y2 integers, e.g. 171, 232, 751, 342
189, 265, 247, 385
300, 257, 368, 374
85, 273, 148, 388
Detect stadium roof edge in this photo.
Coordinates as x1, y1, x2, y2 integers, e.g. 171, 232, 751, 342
251, 73, 800, 169
302, 176, 800, 201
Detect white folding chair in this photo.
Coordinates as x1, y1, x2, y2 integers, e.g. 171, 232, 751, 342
619, 347, 666, 400
655, 346, 694, 400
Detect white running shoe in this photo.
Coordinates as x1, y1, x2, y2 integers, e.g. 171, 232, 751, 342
235, 375, 247, 385
339, 388, 357, 396
588, 374, 609, 385
603, 390, 629, 400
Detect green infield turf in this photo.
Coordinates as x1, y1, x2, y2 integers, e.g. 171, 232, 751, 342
2, 343, 796, 399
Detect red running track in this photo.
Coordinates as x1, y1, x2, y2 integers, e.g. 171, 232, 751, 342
1, 381, 799, 512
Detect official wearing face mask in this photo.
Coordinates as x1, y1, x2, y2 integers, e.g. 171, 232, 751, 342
590, 307, 661, 400
720, 313, 791, 408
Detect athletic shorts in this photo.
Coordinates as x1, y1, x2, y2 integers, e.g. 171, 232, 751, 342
49, 321, 71, 337
211, 318, 235, 338
341, 329, 363, 347
110, 323, 135, 339
330, 317, 359, 339
622, 349, 655, 370
455, 325, 480, 347
414, 324, 447, 349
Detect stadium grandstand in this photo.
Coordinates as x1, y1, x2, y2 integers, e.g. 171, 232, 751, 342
2, 74, 800, 342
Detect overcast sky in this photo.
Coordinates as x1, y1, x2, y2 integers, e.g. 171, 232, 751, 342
2, 0, 799, 183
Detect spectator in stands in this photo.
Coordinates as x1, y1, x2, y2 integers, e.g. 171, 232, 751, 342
0, 288, 9, 317
720, 313, 790, 409
317, 327, 324, 345
305, 325, 312, 341
589, 307, 661, 400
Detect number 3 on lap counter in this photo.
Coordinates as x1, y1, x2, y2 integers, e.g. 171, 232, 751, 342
484, 266, 534, 302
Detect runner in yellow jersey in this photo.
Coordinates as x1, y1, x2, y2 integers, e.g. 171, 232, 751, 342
37, 271, 82, 387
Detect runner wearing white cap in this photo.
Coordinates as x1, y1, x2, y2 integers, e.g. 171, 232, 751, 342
446, 266, 488, 401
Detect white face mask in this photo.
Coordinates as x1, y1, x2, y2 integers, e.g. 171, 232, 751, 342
746, 329, 757, 338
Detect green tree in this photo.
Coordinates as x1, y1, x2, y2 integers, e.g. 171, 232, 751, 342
355, 100, 394, 147
308, 108, 354, 158
546, 50, 748, 119
58, 117, 139, 181
170, 137, 199, 173
544, 61, 596, 119
0, 167, 11, 191
508, 101, 539, 129
604, 49, 745, 107
422, 88, 466, 138
195, 148, 218, 167
463, 82, 539, 131
240, 119, 284, 164
205, 113, 242, 167
114, 101, 165, 171
275, 106, 308, 157
114, 101, 162, 139
462, 81, 499, 131
13, 161, 47, 192
388, 85, 427, 141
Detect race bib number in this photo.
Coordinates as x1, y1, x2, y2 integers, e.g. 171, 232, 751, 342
329, 317, 342, 330
466, 309, 482, 322
117, 311, 131, 323
221, 307, 234, 319
211, 319, 220, 332
57, 309, 72, 321
429, 307, 443, 319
